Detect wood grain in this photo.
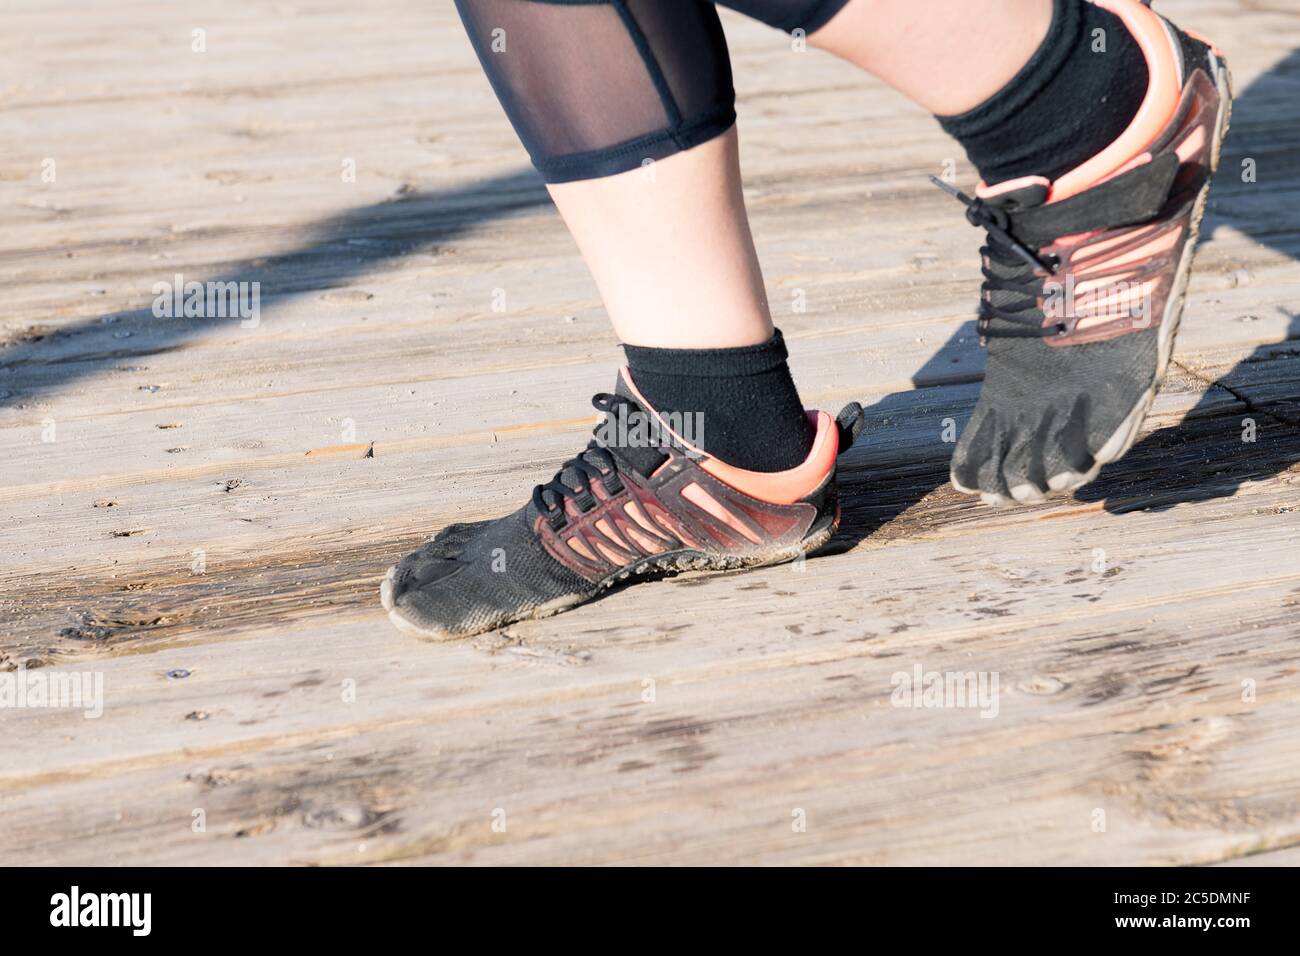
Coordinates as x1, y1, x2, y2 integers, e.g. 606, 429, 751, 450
1, 0, 1298, 865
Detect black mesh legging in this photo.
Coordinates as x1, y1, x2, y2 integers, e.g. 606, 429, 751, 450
455, 0, 852, 182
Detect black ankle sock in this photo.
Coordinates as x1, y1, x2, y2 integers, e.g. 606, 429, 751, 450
938, 0, 1150, 185
622, 329, 815, 473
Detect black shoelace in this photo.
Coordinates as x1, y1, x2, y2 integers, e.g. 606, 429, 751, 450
930, 176, 1066, 340
532, 393, 634, 530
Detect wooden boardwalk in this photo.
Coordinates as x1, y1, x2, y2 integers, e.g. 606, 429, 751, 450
2, 0, 1298, 865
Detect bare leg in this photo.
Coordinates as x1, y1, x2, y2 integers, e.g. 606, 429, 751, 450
543, 0, 1054, 352
542, 0, 1051, 350
809, 0, 1053, 115
547, 126, 772, 349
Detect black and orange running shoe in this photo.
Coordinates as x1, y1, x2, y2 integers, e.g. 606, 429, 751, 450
381, 369, 863, 639
939, 0, 1232, 504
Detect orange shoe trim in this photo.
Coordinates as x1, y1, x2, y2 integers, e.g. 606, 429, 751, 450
618, 367, 838, 505
1047, 0, 1183, 203
976, 175, 1051, 201
681, 481, 763, 544
566, 535, 597, 562
620, 520, 666, 555
624, 499, 666, 538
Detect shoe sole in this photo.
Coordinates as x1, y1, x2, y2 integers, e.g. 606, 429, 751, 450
380, 508, 839, 641
955, 53, 1234, 506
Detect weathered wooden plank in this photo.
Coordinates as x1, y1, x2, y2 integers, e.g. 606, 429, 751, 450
4, 341, 1296, 662
2, 0, 1297, 868
2, 575, 1297, 864
1215, 844, 1300, 866
5, 397, 1297, 673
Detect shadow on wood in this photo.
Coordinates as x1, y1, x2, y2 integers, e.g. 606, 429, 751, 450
1, 169, 550, 408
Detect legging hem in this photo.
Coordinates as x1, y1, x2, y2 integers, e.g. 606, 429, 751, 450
779, 0, 852, 34
533, 106, 738, 184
